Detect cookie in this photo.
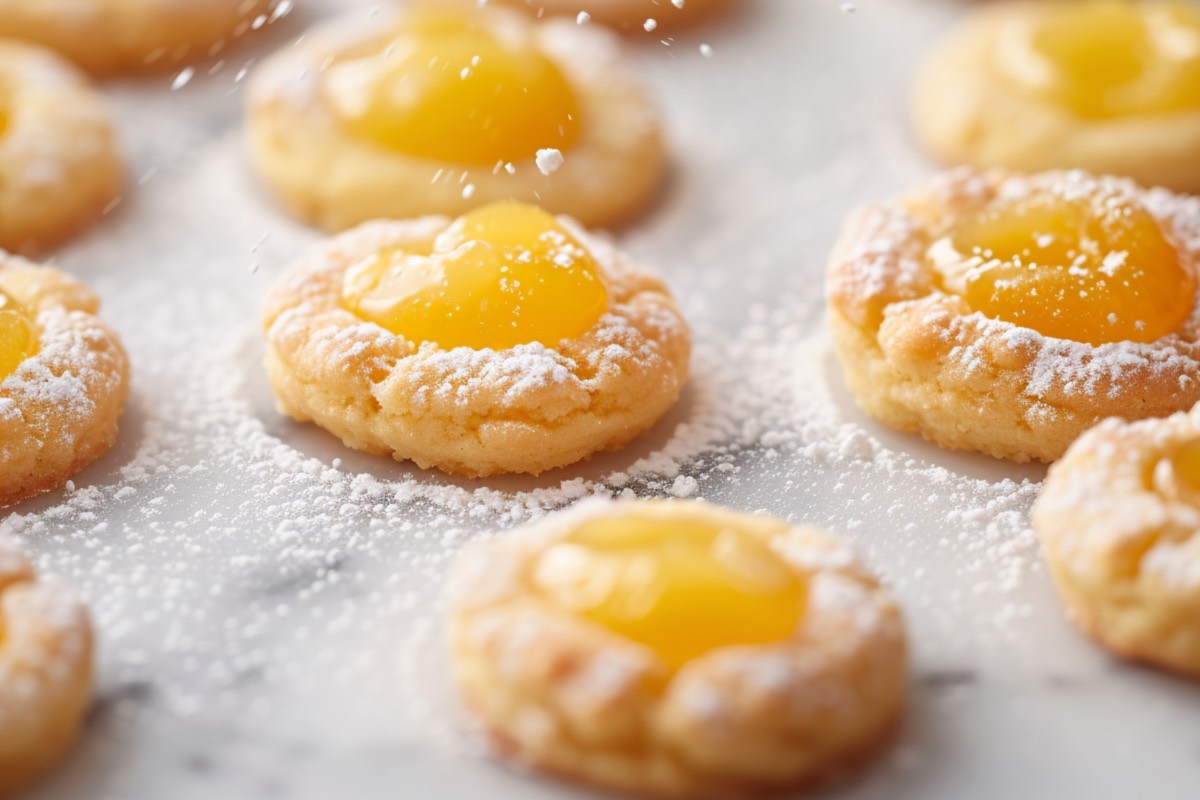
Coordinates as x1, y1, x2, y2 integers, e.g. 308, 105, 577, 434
247, 5, 665, 231
448, 499, 908, 797
827, 168, 1200, 463
0, 40, 121, 253
1034, 406, 1200, 677
261, 202, 691, 477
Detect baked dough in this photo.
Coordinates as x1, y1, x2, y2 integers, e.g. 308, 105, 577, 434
0, 257, 131, 508
1033, 407, 1200, 677
494, 0, 731, 33
246, 6, 665, 231
448, 499, 908, 797
0, 0, 279, 75
912, 0, 1200, 193
260, 213, 691, 477
826, 168, 1200, 463
0, 538, 93, 794
0, 41, 122, 253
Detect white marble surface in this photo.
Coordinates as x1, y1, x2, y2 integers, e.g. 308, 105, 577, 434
5, 1, 1200, 798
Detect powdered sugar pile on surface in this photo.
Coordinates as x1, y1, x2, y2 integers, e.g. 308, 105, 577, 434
6, 2, 1199, 799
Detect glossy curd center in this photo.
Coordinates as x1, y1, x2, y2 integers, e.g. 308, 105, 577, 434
324, 9, 581, 164
343, 202, 607, 350
946, 189, 1195, 345
533, 514, 806, 672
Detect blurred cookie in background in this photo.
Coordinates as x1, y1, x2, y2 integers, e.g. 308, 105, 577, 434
913, 0, 1200, 192
0, 0, 288, 75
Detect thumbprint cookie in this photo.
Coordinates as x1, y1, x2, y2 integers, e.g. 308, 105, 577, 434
448, 499, 908, 797
247, 5, 665, 231
0, 538, 93, 794
0, 41, 121, 253
913, 0, 1200, 193
1, 257, 130, 507
1034, 406, 1200, 677
0, 0, 282, 75
261, 202, 691, 477
827, 168, 1200, 463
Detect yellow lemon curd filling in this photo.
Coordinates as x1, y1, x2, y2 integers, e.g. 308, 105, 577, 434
343, 202, 608, 350
1010, 0, 1200, 119
944, 189, 1195, 346
533, 513, 807, 673
323, 9, 581, 165
0, 290, 36, 382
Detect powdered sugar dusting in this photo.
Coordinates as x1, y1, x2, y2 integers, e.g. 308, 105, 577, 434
3, 281, 1044, 739
0, 1, 1121, 793
0, 305, 121, 474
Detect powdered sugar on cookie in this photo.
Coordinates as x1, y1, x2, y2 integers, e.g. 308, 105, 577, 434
828, 167, 1200, 462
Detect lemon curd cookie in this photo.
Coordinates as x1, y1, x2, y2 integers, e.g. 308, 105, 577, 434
448, 499, 908, 797
1033, 407, 1200, 677
827, 168, 1200, 464
0, 41, 121, 253
0, 0, 280, 76
0, 538, 93, 794
261, 202, 691, 477
913, 0, 1200, 193
495, 0, 731, 33
1, 257, 130, 508
247, 5, 665, 232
